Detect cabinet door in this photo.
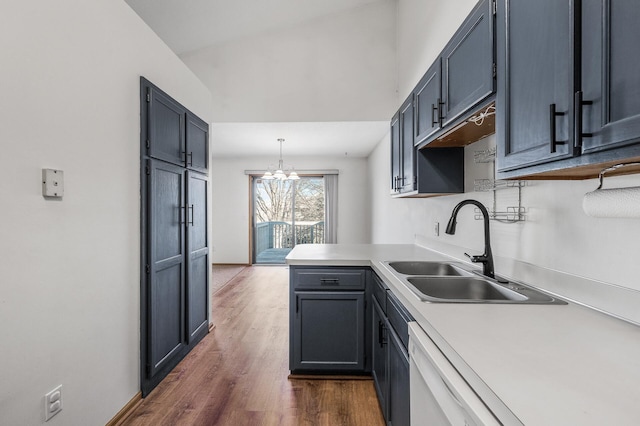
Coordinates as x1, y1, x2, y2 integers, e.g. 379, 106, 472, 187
186, 171, 209, 343
415, 59, 442, 145
441, 0, 494, 126
186, 112, 209, 173
372, 298, 388, 420
388, 327, 410, 426
148, 87, 186, 167
292, 292, 365, 372
390, 113, 401, 193
581, 0, 640, 154
399, 95, 416, 193
496, 0, 576, 172
148, 160, 186, 377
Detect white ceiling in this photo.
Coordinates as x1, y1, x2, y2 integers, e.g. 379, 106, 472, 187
211, 121, 389, 157
125, 0, 394, 158
125, 0, 385, 54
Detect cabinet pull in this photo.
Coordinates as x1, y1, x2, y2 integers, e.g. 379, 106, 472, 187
188, 204, 194, 226
182, 151, 193, 166
549, 103, 568, 153
574, 91, 593, 148
378, 321, 387, 347
320, 278, 339, 285
179, 206, 186, 225
432, 98, 445, 127
431, 103, 439, 126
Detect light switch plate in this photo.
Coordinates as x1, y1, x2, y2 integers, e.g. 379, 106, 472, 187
42, 169, 64, 198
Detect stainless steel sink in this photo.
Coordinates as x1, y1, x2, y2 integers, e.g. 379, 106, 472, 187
407, 277, 526, 301
383, 260, 566, 304
386, 261, 472, 276
404, 276, 566, 304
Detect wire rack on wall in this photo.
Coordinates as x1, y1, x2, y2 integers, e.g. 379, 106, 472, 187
473, 146, 497, 163
474, 179, 527, 222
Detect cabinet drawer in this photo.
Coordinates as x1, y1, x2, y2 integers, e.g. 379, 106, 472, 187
387, 292, 413, 349
291, 268, 366, 290
372, 273, 388, 312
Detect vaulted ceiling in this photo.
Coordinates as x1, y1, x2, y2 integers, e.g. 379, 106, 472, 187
126, 0, 397, 157
126, 0, 388, 55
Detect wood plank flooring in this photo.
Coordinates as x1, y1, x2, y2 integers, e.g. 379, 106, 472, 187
121, 266, 385, 426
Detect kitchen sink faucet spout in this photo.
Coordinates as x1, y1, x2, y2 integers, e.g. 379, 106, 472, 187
445, 199, 495, 279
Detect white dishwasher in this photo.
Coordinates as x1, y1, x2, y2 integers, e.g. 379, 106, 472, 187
408, 322, 500, 426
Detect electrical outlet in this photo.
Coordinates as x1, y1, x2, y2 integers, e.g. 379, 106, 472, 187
45, 385, 62, 421
434, 222, 440, 236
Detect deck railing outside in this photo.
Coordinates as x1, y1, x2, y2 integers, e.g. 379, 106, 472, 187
255, 221, 324, 253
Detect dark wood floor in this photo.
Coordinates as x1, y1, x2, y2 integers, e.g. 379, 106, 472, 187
122, 266, 384, 426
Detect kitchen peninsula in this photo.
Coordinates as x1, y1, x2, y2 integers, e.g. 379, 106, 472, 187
287, 243, 640, 425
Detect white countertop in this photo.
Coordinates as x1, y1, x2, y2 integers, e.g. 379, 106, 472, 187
287, 244, 640, 425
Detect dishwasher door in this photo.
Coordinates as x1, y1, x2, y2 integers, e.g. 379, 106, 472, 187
408, 322, 499, 426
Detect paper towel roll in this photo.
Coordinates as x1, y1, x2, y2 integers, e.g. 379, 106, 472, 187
582, 186, 640, 218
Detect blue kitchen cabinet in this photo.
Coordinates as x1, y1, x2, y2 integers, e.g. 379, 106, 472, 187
439, 0, 495, 129
496, 0, 640, 179
580, 0, 640, 155
371, 274, 412, 426
495, 0, 576, 173
289, 266, 371, 373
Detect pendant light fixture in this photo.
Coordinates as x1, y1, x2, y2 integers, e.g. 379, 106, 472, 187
262, 138, 300, 180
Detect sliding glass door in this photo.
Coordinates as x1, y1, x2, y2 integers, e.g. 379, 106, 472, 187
252, 176, 325, 264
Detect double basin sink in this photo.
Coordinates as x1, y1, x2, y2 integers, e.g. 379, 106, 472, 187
385, 261, 565, 304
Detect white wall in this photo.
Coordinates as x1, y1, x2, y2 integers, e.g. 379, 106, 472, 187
212, 156, 369, 263
368, 0, 640, 321
181, 1, 397, 122
0, 1, 212, 425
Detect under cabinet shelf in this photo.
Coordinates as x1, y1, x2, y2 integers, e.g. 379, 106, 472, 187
474, 179, 526, 192
473, 147, 497, 164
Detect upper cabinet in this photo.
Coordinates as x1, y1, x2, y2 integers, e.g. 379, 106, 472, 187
496, 0, 640, 179
440, 0, 495, 127
148, 87, 186, 167
390, 112, 401, 192
400, 95, 417, 193
186, 112, 209, 174
391, 94, 464, 197
414, 59, 442, 144
414, 0, 495, 148
147, 83, 209, 174
495, 0, 576, 172
581, 0, 640, 155
391, 95, 417, 194
390, 0, 493, 197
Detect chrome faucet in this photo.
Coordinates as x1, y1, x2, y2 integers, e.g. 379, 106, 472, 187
445, 199, 495, 279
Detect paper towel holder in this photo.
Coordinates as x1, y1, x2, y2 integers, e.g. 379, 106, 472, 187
595, 162, 640, 190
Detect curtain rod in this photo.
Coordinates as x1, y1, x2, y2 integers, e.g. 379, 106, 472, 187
244, 169, 339, 176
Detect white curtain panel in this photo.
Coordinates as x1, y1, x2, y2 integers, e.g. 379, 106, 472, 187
324, 174, 338, 244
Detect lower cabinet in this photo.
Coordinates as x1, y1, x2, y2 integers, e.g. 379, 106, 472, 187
289, 266, 410, 424
388, 328, 410, 426
291, 291, 365, 372
372, 298, 389, 419
372, 276, 412, 426
289, 266, 370, 374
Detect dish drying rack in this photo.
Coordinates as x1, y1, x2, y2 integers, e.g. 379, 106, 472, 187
473, 179, 526, 222
473, 146, 496, 163
473, 146, 526, 222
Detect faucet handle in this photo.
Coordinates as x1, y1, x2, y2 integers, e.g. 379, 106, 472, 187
465, 252, 487, 263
